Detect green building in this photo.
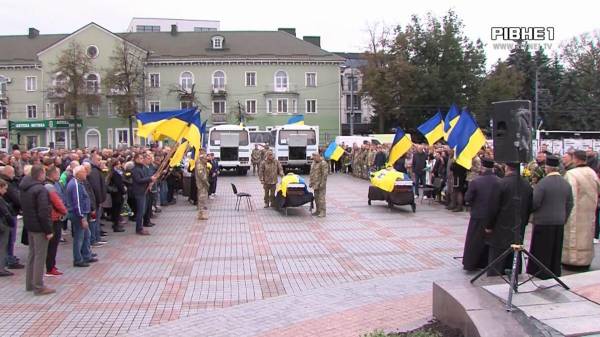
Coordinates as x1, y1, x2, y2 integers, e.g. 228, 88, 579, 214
0, 23, 343, 150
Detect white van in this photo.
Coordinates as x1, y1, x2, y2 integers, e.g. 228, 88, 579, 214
335, 136, 381, 147
272, 124, 319, 173
208, 124, 251, 175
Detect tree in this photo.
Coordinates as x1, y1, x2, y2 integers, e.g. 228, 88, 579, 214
361, 10, 486, 132
474, 61, 525, 127
104, 40, 146, 145
230, 101, 255, 125
50, 41, 100, 148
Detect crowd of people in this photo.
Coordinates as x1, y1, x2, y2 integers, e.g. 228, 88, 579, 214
1, 139, 599, 296
0, 146, 192, 295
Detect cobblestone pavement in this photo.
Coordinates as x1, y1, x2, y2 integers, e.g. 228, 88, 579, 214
0, 173, 486, 336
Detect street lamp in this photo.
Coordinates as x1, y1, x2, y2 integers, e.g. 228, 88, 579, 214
340, 64, 356, 136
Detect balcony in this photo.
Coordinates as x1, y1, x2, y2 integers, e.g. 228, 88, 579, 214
211, 113, 227, 124
211, 85, 227, 98
263, 84, 299, 95
47, 88, 66, 100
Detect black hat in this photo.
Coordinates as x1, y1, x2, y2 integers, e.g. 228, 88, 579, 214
482, 157, 494, 169
546, 155, 560, 167
506, 162, 520, 169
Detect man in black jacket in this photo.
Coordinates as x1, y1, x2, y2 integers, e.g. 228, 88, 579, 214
527, 156, 574, 279
462, 158, 501, 271
132, 153, 156, 235
0, 165, 24, 269
19, 165, 54, 295
486, 163, 533, 276
412, 145, 427, 196
87, 154, 107, 244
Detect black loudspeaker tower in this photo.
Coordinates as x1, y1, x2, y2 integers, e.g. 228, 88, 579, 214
492, 100, 532, 163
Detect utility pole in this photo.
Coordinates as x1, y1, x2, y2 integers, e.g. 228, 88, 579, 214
349, 69, 354, 136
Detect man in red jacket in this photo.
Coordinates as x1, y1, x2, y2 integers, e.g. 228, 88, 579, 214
44, 166, 67, 276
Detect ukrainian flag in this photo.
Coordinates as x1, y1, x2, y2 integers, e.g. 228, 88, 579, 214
417, 111, 445, 145
323, 142, 345, 161
370, 168, 410, 192
136, 107, 197, 141
386, 128, 412, 167
169, 141, 189, 167
443, 104, 460, 140
448, 110, 486, 170
287, 115, 304, 125
277, 173, 307, 197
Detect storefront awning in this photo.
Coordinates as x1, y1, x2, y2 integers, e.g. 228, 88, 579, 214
9, 119, 83, 130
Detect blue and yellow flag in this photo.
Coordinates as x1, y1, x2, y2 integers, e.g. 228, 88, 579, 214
323, 142, 345, 161
277, 173, 307, 197
169, 141, 189, 167
417, 111, 445, 145
136, 107, 197, 141
370, 168, 410, 192
386, 128, 412, 166
287, 115, 304, 125
448, 110, 486, 170
443, 104, 460, 141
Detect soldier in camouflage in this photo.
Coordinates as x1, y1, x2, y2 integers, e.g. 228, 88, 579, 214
309, 152, 329, 217
251, 144, 262, 175
259, 151, 283, 208
195, 149, 210, 220
526, 152, 547, 185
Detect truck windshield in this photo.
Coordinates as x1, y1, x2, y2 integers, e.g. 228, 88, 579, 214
249, 132, 272, 145
209, 130, 249, 146
278, 130, 316, 145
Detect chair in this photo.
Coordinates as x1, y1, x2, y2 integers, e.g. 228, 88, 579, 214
231, 183, 253, 211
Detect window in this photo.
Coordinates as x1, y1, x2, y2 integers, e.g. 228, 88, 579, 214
0, 105, 7, 120
346, 76, 359, 91
149, 101, 160, 112
86, 45, 99, 59
277, 98, 288, 113
108, 101, 114, 116
86, 74, 99, 93
53, 73, 68, 88
212, 100, 226, 114
54, 103, 65, 117
136, 25, 160, 32
194, 27, 216, 32
211, 36, 224, 49
180, 71, 194, 91
266, 99, 273, 114
306, 99, 317, 114
305, 72, 317, 87
26, 76, 37, 91
346, 94, 361, 110
181, 101, 193, 109
26, 136, 38, 149
209, 130, 249, 146
245, 99, 257, 114
291, 99, 297, 114
26, 105, 37, 119
245, 72, 256, 87
116, 129, 129, 146
0, 75, 7, 95
212, 70, 225, 90
278, 130, 317, 145
149, 73, 160, 88
86, 103, 99, 117
275, 71, 288, 91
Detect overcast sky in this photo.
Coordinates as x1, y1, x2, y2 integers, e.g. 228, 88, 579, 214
2, 0, 597, 68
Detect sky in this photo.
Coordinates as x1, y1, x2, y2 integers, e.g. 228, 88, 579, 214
2, 0, 598, 68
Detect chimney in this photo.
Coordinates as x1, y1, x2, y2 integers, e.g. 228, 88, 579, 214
170, 24, 178, 36
28, 27, 39, 39
303, 36, 320, 48
278, 28, 296, 37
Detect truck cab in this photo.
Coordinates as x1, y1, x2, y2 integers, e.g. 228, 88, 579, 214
208, 125, 251, 175
272, 125, 319, 173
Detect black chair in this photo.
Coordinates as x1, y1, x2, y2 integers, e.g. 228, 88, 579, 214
231, 183, 253, 211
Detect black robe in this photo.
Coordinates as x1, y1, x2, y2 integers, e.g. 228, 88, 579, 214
486, 173, 532, 276
462, 171, 501, 270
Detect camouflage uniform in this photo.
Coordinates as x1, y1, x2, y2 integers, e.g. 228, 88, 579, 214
195, 156, 210, 220
310, 158, 329, 217
366, 148, 376, 178
526, 160, 546, 185
251, 148, 262, 175
259, 156, 283, 207
360, 148, 370, 179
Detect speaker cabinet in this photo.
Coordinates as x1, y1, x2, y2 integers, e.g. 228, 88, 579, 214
492, 100, 532, 163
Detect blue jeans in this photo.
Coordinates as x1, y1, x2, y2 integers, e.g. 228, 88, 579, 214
4, 216, 18, 266
70, 213, 91, 264
135, 195, 147, 232
159, 181, 168, 206
89, 206, 103, 243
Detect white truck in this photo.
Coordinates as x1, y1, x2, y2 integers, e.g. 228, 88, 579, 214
208, 124, 251, 175
271, 124, 319, 173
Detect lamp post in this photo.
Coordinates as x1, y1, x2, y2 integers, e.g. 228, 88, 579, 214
349, 68, 355, 136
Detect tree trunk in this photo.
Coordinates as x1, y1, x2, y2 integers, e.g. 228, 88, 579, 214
72, 107, 79, 148
128, 115, 134, 146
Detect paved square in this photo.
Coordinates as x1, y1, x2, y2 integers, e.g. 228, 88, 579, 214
1, 173, 586, 337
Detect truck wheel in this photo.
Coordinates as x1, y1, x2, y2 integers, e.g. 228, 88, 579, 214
368, 199, 371, 206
